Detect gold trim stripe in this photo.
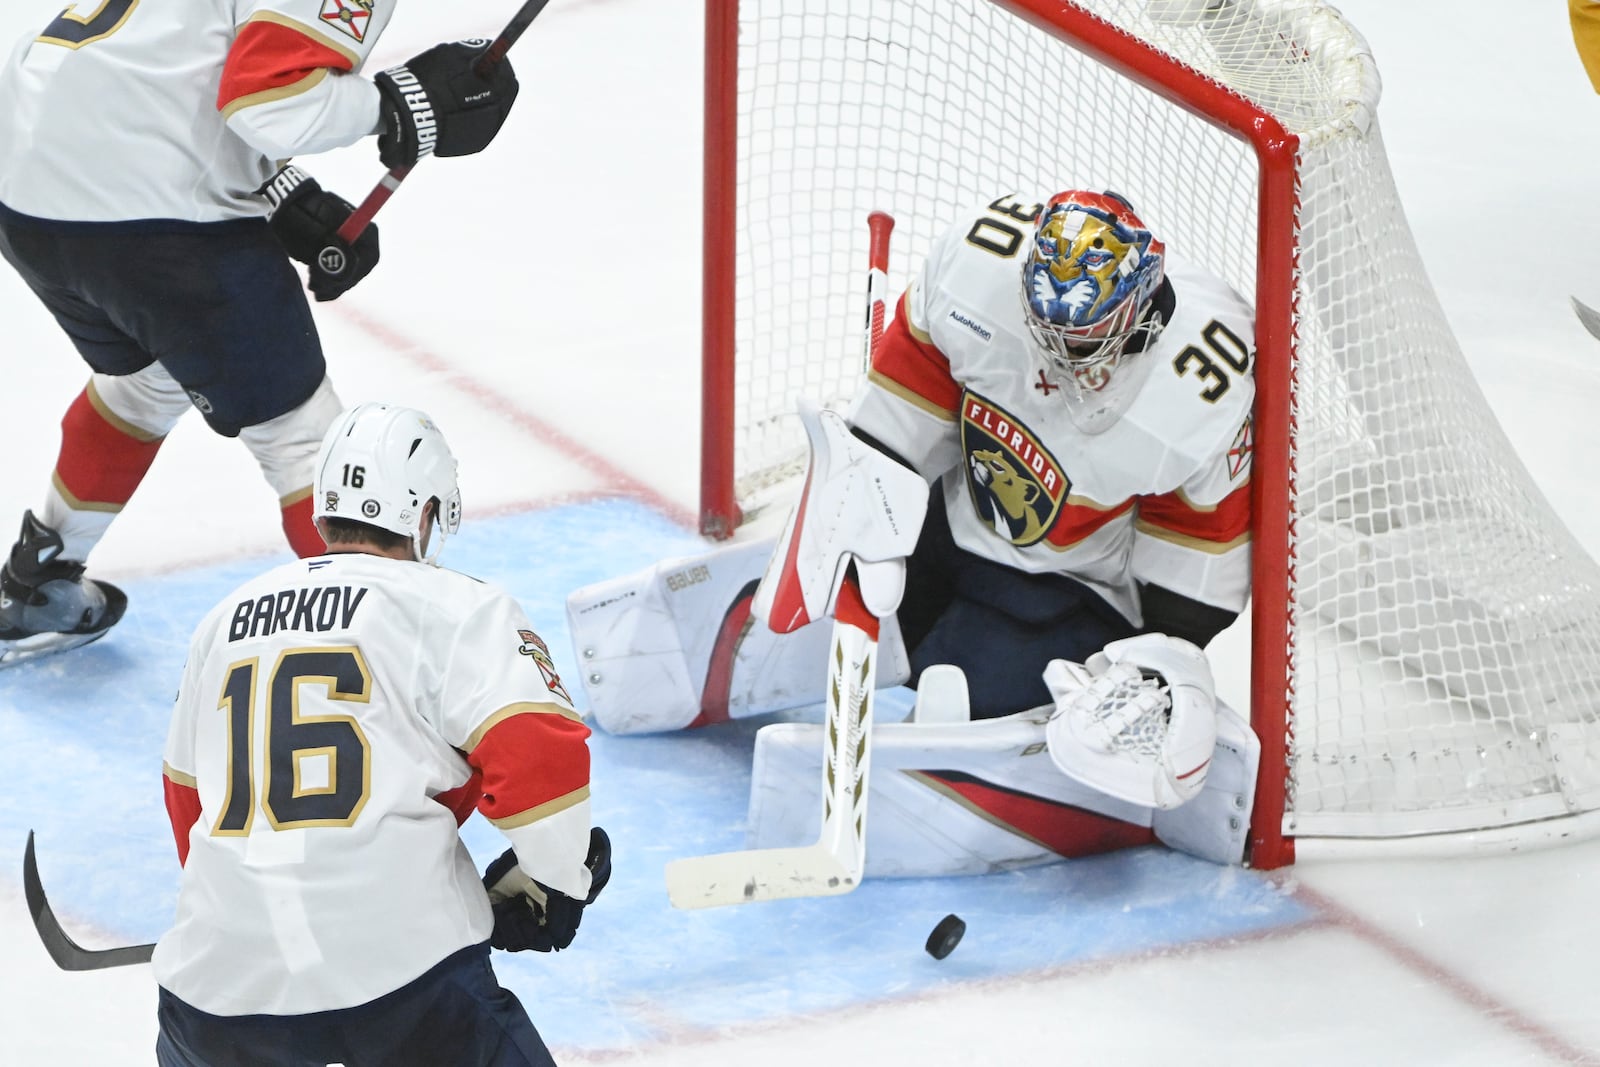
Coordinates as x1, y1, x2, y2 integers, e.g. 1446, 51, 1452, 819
50, 472, 122, 514
490, 785, 590, 830
867, 369, 957, 421
86, 379, 163, 442
221, 68, 329, 121
37, 0, 141, 50
465, 700, 585, 752
903, 770, 1061, 854
1133, 519, 1251, 554
163, 762, 197, 788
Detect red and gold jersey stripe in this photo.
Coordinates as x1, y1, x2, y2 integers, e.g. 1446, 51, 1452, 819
867, 291, 962, 419
1043, 496, 1136, 551
1135, 483, 1251, 551
163, 762, 202, 866
466, 701, 592, 828
219, 16, 359, 115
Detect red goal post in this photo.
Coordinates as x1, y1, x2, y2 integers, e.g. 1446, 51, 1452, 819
700, 0, 1600, 867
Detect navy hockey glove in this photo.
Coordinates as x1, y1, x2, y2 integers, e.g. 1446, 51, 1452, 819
481, 827, 611, 953
258, 165, 380, 302
375, 40, 520, 169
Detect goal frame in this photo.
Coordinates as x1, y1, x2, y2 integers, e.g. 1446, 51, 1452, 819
699, 0, 1302, 867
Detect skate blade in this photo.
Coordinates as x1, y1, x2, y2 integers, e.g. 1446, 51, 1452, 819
0, 629, 112, 670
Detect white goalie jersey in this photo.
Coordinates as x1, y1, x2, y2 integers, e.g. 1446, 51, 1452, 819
155, 552, 593, 1016
0, 0, 393, 222
848, 194, 1257, 626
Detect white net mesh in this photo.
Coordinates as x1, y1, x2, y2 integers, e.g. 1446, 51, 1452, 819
717, 0, 1600, 844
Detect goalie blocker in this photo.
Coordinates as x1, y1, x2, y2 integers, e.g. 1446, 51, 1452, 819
569, 399, 924, 734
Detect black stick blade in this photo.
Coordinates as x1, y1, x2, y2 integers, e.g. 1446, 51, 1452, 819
23, 831, 155, 971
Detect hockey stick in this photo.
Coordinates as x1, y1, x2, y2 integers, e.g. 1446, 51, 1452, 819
664, 212, 896, 910
665, 573, 881, 908
1572, 296, 1600, 342
335, 0, 553, 244
23, 832, 155, 971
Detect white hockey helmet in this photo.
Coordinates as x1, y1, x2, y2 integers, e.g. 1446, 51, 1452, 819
312, 402, 462, 564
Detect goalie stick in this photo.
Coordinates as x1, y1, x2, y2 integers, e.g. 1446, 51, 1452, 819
23, 832, 155, 971
334, 0, 554, 244
665, 572, 882, 908
665, 212, 896, 909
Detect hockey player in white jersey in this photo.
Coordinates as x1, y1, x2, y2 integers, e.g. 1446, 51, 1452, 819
0, 1, 520, 669
570, 190, 1260, 875
832, 189, 1254, 714
155, 404, 607, 1067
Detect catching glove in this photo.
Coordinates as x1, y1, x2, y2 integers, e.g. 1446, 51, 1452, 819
375, 40, 520, 169
1043, 633, 1218, 810
258, 165, 379, 302
481, 827, 611, 953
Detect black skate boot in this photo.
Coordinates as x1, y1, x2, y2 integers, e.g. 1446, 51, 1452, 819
0, 511, 127, 669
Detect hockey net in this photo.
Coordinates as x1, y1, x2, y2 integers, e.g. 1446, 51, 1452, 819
699, 0, 1600, 865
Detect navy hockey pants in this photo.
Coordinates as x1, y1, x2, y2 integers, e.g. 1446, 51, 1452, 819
897, 489, 1140, 719
155, 942, 557, 1067
0, 200, 325, 438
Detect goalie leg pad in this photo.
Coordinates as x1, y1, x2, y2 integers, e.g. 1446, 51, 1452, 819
1151, 700, 1259, 865
567, 536, 910, 734
748, 711, 1158, 877
1044, 633, 1219, 810
749, 695, 1259, 874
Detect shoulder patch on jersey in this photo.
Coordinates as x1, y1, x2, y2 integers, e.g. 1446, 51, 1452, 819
320, 0, 375, 43
959, 392, 1070, 547
517, 629, 573, 703
1227, 414, 1253, 480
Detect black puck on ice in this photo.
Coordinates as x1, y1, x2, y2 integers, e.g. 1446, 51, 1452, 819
925, 913, 966, 960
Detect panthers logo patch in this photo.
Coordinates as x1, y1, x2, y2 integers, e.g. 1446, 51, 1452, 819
320, 0, 375, 43
960, 393, 1068, 547
518, 629, 572, 703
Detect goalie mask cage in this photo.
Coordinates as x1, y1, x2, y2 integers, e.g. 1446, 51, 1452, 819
699, 0, 1600, 866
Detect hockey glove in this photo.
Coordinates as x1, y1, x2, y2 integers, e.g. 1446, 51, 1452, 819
481, 827, 611, 953
374, 40, 520, 169
258, 165, 380, 302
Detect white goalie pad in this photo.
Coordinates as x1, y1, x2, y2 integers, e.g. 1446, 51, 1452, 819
1044, 633, 1219, 810
747, 689, 1259, 875
751, 400, 928, 632
566, 536, 909, 734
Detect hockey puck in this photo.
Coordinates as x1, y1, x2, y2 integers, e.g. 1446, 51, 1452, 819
925, 913, 966, 959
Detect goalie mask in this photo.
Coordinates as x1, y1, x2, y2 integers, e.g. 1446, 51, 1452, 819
1021, 190, 1167, 429
313, 402, 463, 565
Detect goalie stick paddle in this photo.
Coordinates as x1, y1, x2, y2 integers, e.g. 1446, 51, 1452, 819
335, 0, 554, 244
664, 212, 896, 910
23, 832, 155, 971
664, 573, 881, 909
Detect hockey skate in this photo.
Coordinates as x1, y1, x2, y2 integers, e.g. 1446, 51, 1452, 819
0, 511, 127, 670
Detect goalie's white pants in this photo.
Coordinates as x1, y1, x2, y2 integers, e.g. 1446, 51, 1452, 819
747, 699, 1260, 873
